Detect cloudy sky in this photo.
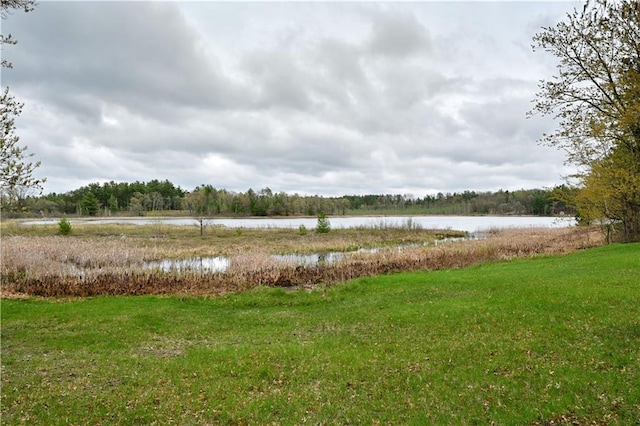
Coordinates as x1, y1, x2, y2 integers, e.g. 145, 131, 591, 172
3, 0, 581, 196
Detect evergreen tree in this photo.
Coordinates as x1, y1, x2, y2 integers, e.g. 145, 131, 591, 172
81, 193, 99, 216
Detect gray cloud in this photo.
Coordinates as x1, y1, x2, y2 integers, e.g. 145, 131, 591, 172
3, 1, 579, 196
366, 10, 432, 58
243, 50, 311, 110
7, 2, 251, 120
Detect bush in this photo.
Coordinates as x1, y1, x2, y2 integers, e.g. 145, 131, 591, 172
58, 218, 72, 235
299, 224, 308, 235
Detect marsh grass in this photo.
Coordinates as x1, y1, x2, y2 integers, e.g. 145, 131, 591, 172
1, 244, 638, 424
1, 222, 603, 297
1, 219, 466, 252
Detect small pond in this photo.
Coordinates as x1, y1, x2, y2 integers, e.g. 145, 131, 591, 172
144, 237, 473, 273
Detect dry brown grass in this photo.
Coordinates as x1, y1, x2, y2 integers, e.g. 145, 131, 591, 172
1, 226, 604, 298
1, 235, 163, 276
1, 219, 466, 256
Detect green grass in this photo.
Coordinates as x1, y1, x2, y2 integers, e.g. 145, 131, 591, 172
2, 244, 639, 424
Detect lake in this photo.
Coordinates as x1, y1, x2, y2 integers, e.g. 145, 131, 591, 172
22, 215, 575, 233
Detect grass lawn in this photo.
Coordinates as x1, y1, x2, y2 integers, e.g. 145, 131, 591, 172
1, 243, 639, 425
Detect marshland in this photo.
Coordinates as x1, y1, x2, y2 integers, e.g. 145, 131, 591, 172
1, 217, 603, 298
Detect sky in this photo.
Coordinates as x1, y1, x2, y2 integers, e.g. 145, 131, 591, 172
2, 0, 583, 197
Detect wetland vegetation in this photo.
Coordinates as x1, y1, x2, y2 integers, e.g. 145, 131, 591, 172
2, 219, 601, 298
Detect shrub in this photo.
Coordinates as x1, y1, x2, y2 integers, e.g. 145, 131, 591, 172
58, 218, 72, 235
299, 224, 308, 235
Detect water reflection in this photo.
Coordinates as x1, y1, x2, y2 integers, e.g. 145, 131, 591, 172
273, 251, 346, 266
144, 256, 230, 273
270, 245, 398, 267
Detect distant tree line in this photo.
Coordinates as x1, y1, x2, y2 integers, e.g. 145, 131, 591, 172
26, 180, 186, 217
13, 180, 575, 218
341, 189, 568, 216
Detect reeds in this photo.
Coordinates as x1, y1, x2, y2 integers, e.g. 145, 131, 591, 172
1, 227, 604, 298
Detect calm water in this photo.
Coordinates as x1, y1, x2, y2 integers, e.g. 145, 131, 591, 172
23, 215, 574, 233
144, 256, 230, 273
